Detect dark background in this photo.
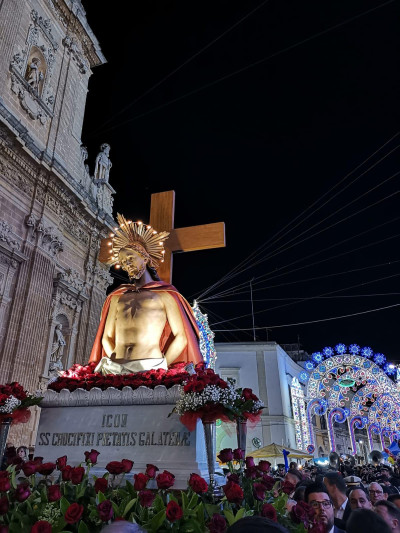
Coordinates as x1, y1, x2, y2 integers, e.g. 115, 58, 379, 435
80, 0, 400, 360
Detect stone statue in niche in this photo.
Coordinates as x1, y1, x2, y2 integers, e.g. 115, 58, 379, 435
94, 143, 112, 182
48, 323, 66, 379
25, 57, 44, 93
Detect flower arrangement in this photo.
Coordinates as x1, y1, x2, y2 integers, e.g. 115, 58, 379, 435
0, 382, 42, 425
47, 362, 190, 393
173, 367, 240, 431
232, 387, 264, 424
0, 448, 324, 533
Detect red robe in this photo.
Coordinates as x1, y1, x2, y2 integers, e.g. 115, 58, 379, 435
88, 281, 203, 366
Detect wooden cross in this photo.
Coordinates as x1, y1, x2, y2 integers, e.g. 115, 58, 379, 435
149, 190, 225, 283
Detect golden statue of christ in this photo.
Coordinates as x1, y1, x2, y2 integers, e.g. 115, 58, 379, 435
89, 214, 202, 375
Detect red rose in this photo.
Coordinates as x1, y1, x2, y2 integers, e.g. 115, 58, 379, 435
291, 501, 314, 525
258, 460, 271, 473
0, 496, 8, 514
217, 449, 233, 463
261, 503, 277, 522
133, 473, 149, 491
223, 481, 244, 504
166, 501, 183, 522
208, 513, 227, 533
56, 456, 67, 470
281, 479, 296, 495
261, 474, 275, 490
15, 483, 30, 502
253, 482, 266, 501
233, 448, 245, 461
188, 473, 208, 493
309, 522, 326, 533
244, 466, 258, 479
33, 457, 43, 465
37, 463, 56, 476
94, 477, 108, 494
64, 503, 84, 524
70, 466, 85, 485
242, 388, 253, 400
0, 473, 10, 492
145, 464, 159, 478
61, 466, 72, 481
156, 470, 175, 489
97, 500, 114, 522
31, 521, 52, 533
139, 490, 156, 507
245, 456, 255, 468
22, 461, 37, 476
47, 484, 61, 502
106, 461, 125, 475
84, 449, 100, 465
121, 459, 134, 473
227, 473, 240, 483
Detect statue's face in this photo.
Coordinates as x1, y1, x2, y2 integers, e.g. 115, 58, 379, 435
119, 248, 148, 280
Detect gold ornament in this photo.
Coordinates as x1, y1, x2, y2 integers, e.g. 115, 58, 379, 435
99, 213, 169, 270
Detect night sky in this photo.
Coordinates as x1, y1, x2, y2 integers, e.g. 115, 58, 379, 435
80, 0, 400, 360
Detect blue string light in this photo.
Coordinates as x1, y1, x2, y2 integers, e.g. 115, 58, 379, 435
312, 352, 324, 363
349, 344, 361, 355
361, 346, 373, 358
335, 343, 347, 354
322, 346, 334, 358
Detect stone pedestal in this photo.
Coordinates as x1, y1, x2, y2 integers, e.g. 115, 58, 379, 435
35, 385, 209, 489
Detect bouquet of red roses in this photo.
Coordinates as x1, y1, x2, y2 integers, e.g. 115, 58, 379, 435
173, 367, 239, 431
0, 382, 42, 425
232, 387, 264, 425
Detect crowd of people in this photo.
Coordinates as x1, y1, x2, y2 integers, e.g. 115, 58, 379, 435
229, 459, 400, 533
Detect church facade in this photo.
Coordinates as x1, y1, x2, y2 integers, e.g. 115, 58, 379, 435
0, 0, 115, 446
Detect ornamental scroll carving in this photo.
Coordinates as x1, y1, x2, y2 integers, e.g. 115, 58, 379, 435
85, 258, 113, 292
25, 214, 64, 257
40, 385, 181, 407
0, 222, 21, 252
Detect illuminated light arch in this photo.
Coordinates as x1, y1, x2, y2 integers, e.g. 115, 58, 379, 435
303, 343, 398, 454
306, 398, 328, 453
327, 407, 347, 452
367, 423, 382, 451
290, 377, 309, 451
192, 301, 217, 369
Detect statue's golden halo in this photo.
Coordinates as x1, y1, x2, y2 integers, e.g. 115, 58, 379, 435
99, 213, 170, 270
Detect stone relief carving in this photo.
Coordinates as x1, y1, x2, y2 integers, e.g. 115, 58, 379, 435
25, 214, 64, 257
57, 268, 87, 294
85, 258, 113, 292
0, 221, 21, 252
40, 385, 181, 407
63, 35, 88, 74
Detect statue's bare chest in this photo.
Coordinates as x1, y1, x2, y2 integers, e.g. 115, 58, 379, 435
115, 291, 165, 322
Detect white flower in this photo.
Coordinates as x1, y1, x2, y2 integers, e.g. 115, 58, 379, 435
0, 395, 21, 414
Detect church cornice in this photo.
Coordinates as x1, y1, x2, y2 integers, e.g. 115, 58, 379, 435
45, 0, 106, 68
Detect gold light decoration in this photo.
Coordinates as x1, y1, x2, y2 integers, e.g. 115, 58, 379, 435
99, 213, 169, 269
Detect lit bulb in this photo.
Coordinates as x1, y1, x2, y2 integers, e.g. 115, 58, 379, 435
108, 242, 112, 246
109, 233, 114, 238
138, 221, 142, 225
115, 264, 121, 269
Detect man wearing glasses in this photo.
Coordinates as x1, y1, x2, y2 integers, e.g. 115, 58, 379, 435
369, 482, 388, 505
305, 483, 345, 533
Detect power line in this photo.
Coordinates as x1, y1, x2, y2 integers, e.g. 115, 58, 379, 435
211, 303, 400, 332
95, 0, 395, 135
90, 0, 270, 137
194, 132, 399, 300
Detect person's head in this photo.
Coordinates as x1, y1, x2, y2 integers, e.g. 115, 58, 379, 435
346, 509, 392, 533
369, 482, 388, 504
289, 462, 297, 470
119, 246, 150, 280
293, 485, 307, 503
304, 482, 334, 531
285, 468, 303, 487
388, 494, 400, 509
16, 446, 28, 460
374, 500, 400, 532
277, 464, 285, 476
349, 488, 372, 510
323, 471, 347, 501
303, 468, 311, 479
226, 516, 289, 533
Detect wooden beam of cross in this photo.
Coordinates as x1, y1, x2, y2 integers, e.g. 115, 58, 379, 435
149, 190, 225, 284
